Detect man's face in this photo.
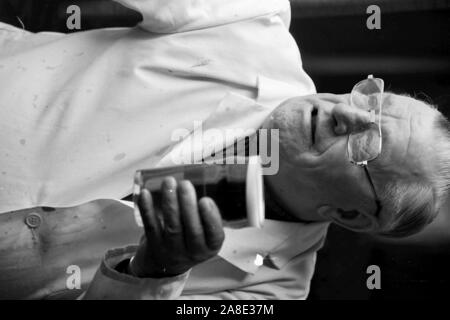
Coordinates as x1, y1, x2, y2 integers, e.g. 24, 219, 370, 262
263, 93, 438, 232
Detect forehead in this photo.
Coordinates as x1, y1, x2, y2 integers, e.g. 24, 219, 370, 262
372, 93, 437, 182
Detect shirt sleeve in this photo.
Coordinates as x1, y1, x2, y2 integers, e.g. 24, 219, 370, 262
83, 245, 316, 300
82, 245, 190, 300
113, 0, 290, 33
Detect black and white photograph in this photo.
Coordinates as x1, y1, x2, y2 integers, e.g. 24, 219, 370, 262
0, 0, 449, 306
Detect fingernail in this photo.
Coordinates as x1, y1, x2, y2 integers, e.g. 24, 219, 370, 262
202, 197, 213, 211
163, 176, 176, 193
179, 180, 191, 192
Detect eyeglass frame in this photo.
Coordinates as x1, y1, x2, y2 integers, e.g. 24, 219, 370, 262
347, 74, 384, 219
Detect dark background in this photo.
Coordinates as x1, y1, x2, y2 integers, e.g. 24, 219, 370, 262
1, 0, 449, 299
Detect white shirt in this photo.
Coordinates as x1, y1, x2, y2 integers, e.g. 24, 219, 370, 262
0, 0, 315, 214
0, 199, 328, 299
0, 0, 325, 300
84, 210, 329, 300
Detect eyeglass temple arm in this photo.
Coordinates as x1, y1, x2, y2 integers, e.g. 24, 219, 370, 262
363, 166, 382, 218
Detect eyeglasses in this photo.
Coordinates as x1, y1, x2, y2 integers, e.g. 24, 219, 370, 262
347, 75, 384, 218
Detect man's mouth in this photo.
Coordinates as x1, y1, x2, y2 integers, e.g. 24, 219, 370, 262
311, 107, 318, 145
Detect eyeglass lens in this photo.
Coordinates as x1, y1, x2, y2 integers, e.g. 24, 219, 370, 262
348, 77, 383, 164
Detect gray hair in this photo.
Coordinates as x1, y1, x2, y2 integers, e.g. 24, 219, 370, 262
378, 108, 450, 238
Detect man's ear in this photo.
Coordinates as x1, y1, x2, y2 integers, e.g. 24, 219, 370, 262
317, 205, 378, 232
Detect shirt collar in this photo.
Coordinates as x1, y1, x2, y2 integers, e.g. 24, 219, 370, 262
218, 219, 329, 274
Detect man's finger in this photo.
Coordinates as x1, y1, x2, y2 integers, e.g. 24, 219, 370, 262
138, 188, 162, 243
198, 197, 225, 251
177, 180, 206, 255
161, 177, 183, 243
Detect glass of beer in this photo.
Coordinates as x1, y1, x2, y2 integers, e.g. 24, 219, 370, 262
133, 156, 264, 228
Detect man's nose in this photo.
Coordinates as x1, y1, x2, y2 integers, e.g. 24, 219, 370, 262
332, 103, 372, 135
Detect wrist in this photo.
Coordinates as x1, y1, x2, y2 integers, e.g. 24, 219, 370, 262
114, 257, 134, 275
114, 256, 145, 277
128, 254, 156, 278
127, 256, 139, 276
129, 253, 188, 278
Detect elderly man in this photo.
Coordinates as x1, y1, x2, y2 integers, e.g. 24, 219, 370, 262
0, 0, 449, 299
84, 87, 450, 299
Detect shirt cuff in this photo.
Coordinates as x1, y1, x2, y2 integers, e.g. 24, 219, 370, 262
83, 245, 190, 300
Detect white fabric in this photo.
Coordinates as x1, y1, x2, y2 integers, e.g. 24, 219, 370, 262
0, 197, 328, 299
0, 0, 315, 214
83, 204, 329, 300
115, 0, 292, 33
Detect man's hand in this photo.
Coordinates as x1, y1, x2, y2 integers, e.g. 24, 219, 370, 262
129, 177, 225, 278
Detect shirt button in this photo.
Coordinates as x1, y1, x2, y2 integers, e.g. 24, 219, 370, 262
25, 213, 42, 228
